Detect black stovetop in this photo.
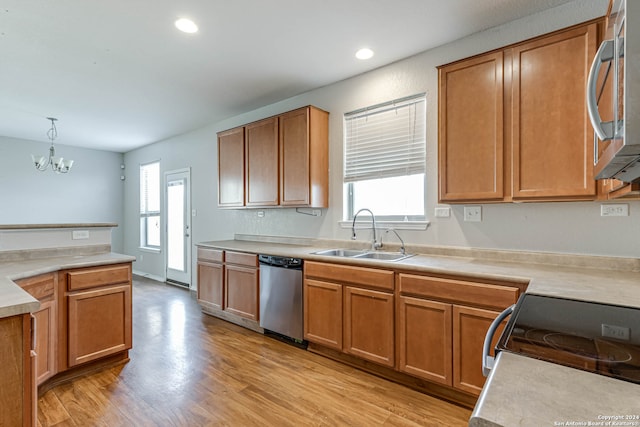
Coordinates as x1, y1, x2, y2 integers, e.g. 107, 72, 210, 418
497, 294, 640, 384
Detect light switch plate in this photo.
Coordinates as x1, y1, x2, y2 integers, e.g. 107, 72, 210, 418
464, 206, 482, 222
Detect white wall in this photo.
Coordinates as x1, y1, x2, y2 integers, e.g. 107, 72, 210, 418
0, 136, 125, 252
124, 0, 639, 282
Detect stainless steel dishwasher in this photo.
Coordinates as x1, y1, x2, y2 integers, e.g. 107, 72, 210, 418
258, 254, 305, 343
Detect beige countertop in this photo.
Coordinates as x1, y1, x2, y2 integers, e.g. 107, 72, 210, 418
0, 252, 135, 319
198, 239, 640, 308
198, 238, 640, 426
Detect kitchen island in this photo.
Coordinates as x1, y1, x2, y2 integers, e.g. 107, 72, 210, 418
197, 235, 640, 427
0, 223, 134, 427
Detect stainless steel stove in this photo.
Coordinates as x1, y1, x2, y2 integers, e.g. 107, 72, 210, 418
493, 294, 640, 384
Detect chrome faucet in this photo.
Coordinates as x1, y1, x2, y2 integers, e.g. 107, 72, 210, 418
384, 229, 406, 255
352, 208, 382, 250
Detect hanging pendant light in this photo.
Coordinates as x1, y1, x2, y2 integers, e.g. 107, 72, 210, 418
31, 117, 74, 173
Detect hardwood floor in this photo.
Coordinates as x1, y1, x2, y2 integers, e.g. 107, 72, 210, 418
38, 275, 471, 426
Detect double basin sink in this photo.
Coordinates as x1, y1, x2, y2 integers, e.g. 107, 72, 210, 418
312, 248, 413, 262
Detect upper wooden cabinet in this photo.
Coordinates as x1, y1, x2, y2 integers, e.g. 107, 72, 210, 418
512, 24, 597, 200
279, 107, 329, 207
439, 51, 505, 201
246, 117, 279, 207
217, 127, 245, 207
217, 106, 329, 209
438, 20, 601, 203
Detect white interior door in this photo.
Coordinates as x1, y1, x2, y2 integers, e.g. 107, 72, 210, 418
165, 169, 191, 287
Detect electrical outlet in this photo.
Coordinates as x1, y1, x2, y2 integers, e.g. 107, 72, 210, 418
72, 230, 89, 240
435, 207, 451, 218
464, 206, 482, 222
312, 209, 322, 217
602, 324, 630, 340
257, 211, 265, 218
601, 204, 629, 217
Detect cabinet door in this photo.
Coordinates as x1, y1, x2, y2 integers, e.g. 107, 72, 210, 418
344, 286, 395, 367
218, 127, 245, 207
452, 305, 505, 396
438, 51, 504, 201
512, 23, 597, 199
197, 261, 224, 310
398, 296, 452, 385
279, 107, 310, 206
245, 117, 279, 206
224, 265, 259, 320
67, 284, 132, 367
15, 272, 57, 385
304, 279, 343, 350
0, 314, 34, 427
34, 299, 56, 385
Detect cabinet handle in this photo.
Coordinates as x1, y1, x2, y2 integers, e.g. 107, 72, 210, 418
482, 304, 514, 377
586, 39, 615, 142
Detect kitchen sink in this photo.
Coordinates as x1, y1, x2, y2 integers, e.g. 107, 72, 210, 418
312, 248, 368, 257
354, 251, 414, 262
312, 248, 413, 262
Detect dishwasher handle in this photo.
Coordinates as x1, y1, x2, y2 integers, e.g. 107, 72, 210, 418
482, 304, 515, 377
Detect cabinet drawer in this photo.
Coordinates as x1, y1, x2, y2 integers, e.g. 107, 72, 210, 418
15, 272, 56, 300
225, 251, 258, 267
197, 247, 223, 263
304, 261, 394, 291
398, 274, 518, 310
67, 264, 131, 291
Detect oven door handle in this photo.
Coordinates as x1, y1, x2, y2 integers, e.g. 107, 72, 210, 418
482, 304, 515, 377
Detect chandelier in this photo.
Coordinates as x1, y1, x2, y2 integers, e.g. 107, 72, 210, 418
32, 117, 74, 173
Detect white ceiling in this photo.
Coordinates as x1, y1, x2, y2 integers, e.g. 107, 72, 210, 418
1, 0, 578, 153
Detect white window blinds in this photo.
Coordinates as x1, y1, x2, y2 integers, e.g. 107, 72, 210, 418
344, 94, 426, 183
140, 161, 160, 214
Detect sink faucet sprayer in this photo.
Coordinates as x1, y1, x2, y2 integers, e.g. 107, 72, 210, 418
351, 208, 382, 251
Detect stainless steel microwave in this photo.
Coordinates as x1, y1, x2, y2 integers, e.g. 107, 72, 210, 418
587, 0, 640, 183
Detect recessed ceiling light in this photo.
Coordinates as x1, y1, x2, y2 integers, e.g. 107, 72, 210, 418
175, 18, 198, 34
355, 48, 374, 60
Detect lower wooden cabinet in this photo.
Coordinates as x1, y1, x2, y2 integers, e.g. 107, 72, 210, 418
2, 262, 132, 427
196, 248, 260, 330
0, 313, 35, 427
61, 263, 133, 369
452, 305, 505, 395
303, 279, 343, 350
398, 296, 452, 385
224, 251, 259, 321
197, 248, 224, 310
303, 261, 395, 368
67, 283, 132, 367
15, 272, 57, 385
344, 286, 395, 367
397, 273, 519, 396
33, 299, 56, 384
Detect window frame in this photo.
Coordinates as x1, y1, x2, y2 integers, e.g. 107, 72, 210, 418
342, 94, 428, 226
139, 160, 161, 252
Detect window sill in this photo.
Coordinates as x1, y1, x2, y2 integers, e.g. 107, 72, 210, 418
338, 220, 429, 231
